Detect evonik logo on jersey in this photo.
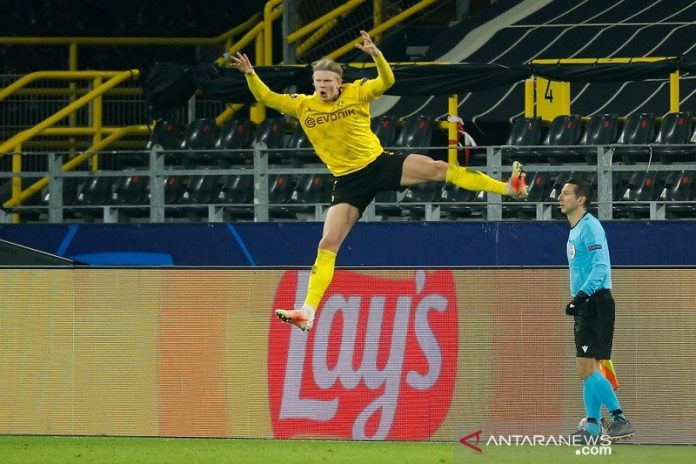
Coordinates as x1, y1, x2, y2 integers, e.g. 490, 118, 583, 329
304, 109, 356, 128
268, 269, 458, 440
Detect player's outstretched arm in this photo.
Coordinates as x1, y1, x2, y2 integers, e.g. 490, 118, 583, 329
354, 30, 395, 94
355, 30, 381, 56
228, 51, 299, 116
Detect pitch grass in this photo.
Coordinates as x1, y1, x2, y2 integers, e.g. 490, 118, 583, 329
0, 436, 693, 464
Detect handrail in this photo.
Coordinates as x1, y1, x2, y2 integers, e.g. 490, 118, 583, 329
0, 71, 127, 102
328, 0, 439, 60
264, 0, 284, 66
3, 125, 150, 208
287, 0, 366, 44
0, 70, 139, 155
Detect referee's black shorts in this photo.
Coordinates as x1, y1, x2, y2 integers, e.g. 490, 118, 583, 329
330, 152, 407, 214
574, 289, 615, 359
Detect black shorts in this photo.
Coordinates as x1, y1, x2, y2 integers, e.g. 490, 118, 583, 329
330, 152, 407, 214
574, 289, 615, 359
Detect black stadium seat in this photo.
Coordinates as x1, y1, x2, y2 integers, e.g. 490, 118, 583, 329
614, 170, 659, 219
112, 173, 148, 205
401, 182, 441, 219
215, 118, 254, 166
372, 115, 398, 148
76, 175, 113, 206
614, 113, 656, 164
439, 184, 475, 219
284, 125, 316, 165
502, 116, 543, 164
252, 117, 286, 161
181, 118, 218, 167
577, 113, 619, 164
394, 115, 434, 155
143, 120, 182, 168
652, 112, 694, 164
180, 175, 218, 205
660, 170, 695, 219
543, 114, 583, 164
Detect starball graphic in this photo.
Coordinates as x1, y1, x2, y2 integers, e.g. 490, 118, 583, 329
269, 269, 458, 440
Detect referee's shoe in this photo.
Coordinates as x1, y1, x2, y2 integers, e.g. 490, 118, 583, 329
606, 416, 635, 440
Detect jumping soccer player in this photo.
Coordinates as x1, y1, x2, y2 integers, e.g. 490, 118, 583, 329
230, 30, 528, 332
558, 178, 634, 441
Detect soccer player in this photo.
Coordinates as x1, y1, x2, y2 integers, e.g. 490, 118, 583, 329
230, 30, 528, 332
558, 178, 634, 441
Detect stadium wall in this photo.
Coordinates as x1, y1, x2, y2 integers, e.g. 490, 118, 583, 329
1, 221, 696, 266
0, 267, 694, 444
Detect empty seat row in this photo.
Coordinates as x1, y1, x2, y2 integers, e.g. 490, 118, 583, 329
505, 112, 695, 165
373, 170, 696, 221
141, 114, 438, 169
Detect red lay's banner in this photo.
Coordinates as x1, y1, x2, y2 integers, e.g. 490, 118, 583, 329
268, 269, 458, 440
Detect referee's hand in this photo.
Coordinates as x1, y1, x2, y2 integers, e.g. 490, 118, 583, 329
565, 290, 590, 316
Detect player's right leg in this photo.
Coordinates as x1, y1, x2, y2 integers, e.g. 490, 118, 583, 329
400, 154, 528, 198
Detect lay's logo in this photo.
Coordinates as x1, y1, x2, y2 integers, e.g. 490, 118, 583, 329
268, 269, 458, 440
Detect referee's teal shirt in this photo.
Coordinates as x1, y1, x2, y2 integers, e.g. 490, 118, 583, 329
566, 212, 612, 297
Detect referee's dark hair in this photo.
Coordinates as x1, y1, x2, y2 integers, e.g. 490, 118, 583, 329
567, 178, 593, 208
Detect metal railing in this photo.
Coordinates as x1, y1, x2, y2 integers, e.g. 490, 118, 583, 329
2, 144, 695, 224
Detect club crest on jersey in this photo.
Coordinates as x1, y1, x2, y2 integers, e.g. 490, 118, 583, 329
567, 242, 576, 260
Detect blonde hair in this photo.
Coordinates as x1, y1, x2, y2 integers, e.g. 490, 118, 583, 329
311, 57, 343, 79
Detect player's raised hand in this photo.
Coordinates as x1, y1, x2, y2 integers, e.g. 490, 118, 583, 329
229, 52, 254, 75
355, 30, 380, 56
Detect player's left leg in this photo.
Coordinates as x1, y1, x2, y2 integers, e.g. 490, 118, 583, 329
399, 154, 527, 197
275, 202, 360, 332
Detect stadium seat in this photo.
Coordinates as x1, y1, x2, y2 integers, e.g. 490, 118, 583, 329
659, 170, 695, 218
543, 114, 583, 164
265, 174, 296, 219
281, 174, 332, 217
283, 125, 317, 166
374, 190, 403, 220
179, 174, 219, 205
252, 117, 286, 162
393, 115, 434, 155
76, 175, 114, 206
614, 113, 656, 164
214, 118, 254, 166
218, 175, 254, 220
401, 182, 442, 219
143, 120, 182, 168
502, 116, 543, 164
652, 112, 694, 164
112, 173, 148, 205
371, 115, 398, 148
180, 118, 218, 167
439, 184, 475, 219
164, 175, 186, 205
614, 170, 659, 219
41, 177, 82, 207
288, 174, 332, 205
576, 113, 619, 164
217, 175, 253, 204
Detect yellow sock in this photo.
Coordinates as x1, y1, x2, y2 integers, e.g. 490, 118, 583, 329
305, 248, 337, 309
445, 165, 507, 195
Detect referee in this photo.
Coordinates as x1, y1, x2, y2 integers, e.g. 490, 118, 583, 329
559, 178, 634, 441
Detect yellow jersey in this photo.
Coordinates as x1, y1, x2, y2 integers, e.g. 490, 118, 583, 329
245, 53, 395, 176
